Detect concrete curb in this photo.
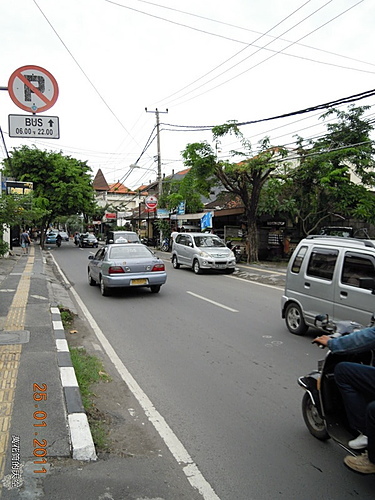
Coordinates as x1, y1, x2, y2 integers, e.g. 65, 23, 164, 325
50, 306, 97, 461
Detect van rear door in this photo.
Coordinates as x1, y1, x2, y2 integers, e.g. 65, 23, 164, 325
286, 246, 338, 326
334, 250, 375, 324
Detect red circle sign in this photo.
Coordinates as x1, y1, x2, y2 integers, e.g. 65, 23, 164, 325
145, 195, 158, 209
8, 65, 59, 113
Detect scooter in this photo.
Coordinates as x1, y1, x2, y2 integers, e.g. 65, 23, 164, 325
298, 313, 375, 453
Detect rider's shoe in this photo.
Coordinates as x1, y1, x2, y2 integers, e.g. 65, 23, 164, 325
348, 433, 368, 449
344, 451, 375, 474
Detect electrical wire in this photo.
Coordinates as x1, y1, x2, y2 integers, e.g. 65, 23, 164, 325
32, 0, 145, 151
164, 0, 365, 108
160, 88, 375, 131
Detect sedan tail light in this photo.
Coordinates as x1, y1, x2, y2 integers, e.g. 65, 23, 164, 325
151, 263, 165, 272
108, 266, 125, 274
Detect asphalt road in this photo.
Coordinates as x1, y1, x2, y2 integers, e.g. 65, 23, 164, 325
51, 242, 375, 499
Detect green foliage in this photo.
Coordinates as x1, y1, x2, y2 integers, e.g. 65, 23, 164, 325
182, 124, 288, 261
154, 218, 171, 238
0, 239, 9, 257
0, 192, 49, 233
266, 105, 375, 235
2, 146, 99, 240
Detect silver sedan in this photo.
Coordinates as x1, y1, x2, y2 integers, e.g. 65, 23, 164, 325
87, 243, 167, 296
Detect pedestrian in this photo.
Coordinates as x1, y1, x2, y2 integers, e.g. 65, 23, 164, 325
314, 327, 375, 473
20, 229, 31, 254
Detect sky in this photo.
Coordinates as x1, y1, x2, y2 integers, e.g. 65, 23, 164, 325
0, 0, 374, 190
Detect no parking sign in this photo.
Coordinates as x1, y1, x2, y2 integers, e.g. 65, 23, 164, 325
8, 65, 59, 113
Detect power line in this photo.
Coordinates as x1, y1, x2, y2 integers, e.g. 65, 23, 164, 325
32, 0, 144, 150
164, 0, 365, 108
157, 0, 314, 104
160, 88, 375, 131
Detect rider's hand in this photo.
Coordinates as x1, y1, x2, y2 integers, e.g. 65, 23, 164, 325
313, 335, 331, 346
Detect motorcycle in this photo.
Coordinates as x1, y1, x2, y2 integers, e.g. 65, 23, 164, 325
298, 313, 375, 453
56, 237, 62, 247
232, 244, 242, 263
160, 237, 170, 252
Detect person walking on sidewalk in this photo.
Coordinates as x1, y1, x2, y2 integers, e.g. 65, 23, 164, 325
20, 229, 31, 254
314, 327, 375, 474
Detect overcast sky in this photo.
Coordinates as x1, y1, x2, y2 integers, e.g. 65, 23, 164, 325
1, 0, 374, 190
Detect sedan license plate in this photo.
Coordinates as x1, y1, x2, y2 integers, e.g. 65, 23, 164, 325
131, 278, 148, 286
216, 264, 226, 269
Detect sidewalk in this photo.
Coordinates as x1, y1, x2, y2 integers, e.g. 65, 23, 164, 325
0, 245, 95, 497
0, 245, 206, 500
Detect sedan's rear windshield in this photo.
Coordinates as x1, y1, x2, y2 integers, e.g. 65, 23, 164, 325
109, 246, 151, 259
193, 236, 225, 248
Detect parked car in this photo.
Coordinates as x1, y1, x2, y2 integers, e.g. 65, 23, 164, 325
46, 231, 58, 244
87, 243, 167, 296
281, 235, 375, 335
79, 233, 98, 248
58, 231, 70, 241
106, 231, 140, 244
171, 232, 236, 274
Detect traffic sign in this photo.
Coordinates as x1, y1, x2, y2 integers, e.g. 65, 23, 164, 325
145, 195, 158, 211
8, 114, 60, 139
8, 65, 59, 113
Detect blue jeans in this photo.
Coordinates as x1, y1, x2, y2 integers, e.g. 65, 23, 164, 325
335, 362, 375, 460
366, 401, 375, 463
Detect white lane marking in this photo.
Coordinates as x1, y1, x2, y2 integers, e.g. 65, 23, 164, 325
225, 274, 284, 291
186, 291, 239, 313
240, 265, 286, 276
50, 253, 221, 500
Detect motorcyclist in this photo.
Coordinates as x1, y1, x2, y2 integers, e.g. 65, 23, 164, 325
314, 327, 375, 474
56, 233, 62, 247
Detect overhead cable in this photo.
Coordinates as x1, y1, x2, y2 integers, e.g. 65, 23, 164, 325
160, 88, 375, 131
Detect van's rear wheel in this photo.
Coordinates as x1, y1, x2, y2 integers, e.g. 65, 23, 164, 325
302, 393, 330, 440
285, 302, 308, 335
172, 255, 180, 269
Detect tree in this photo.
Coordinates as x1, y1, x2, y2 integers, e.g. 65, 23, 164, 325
2, 146, 98, 245
262, 105, 375, 235
182, 123, 288, 262
0, 192, 48, 255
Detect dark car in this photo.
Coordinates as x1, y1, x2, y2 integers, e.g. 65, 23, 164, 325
106, 231, 140, 244
79, 233, 98, 248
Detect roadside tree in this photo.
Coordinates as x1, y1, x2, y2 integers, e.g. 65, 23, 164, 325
0, 192, 48, 255
260, 105, 375, 235
182, 123, 288, 262
2, 146, 98, 246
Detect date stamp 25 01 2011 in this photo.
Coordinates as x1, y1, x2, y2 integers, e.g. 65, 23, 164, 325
32, 383, 48, 474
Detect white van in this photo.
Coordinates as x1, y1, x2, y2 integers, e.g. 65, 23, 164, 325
281, 236, 375, 335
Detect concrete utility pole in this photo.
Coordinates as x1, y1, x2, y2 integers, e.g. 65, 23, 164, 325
145, 108, 168, 197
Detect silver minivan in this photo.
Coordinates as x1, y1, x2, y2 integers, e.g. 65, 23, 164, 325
171, 232, 236, 274
281, 236, 375, 335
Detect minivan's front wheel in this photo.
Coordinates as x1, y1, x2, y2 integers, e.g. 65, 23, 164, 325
285, 302, 308, 335
302, 393, 329, 440
193, 259, 202, 274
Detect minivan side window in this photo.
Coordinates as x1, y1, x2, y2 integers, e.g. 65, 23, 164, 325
306, 248, 338, 280
291, 246, 307, 273
341, 252, 375, 289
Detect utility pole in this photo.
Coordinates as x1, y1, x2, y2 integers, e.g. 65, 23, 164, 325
145, 107, 168, 197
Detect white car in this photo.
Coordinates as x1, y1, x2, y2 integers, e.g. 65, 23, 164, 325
171, 232, 236, 274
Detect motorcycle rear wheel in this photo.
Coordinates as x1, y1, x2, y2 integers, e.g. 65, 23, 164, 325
302, 392, 330, 440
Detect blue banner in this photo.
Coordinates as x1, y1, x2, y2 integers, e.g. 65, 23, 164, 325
201, 212, 213, 231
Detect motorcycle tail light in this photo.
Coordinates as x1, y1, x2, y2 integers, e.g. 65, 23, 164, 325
152, 263, 165, 272
108, 266, 125, 274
